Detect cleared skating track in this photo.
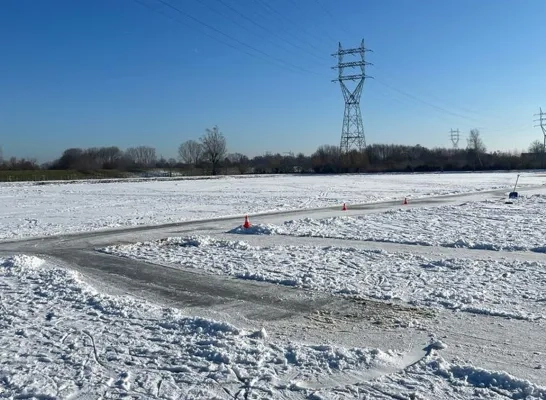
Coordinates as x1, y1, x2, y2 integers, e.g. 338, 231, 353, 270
1, 185, 546, 385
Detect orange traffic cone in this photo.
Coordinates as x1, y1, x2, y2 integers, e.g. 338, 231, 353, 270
342, 203, 347, 211
243, 215, 251, 229
403, 198, 408, 205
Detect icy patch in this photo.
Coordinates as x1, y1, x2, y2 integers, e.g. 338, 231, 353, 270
272, 194, 546, 253
101, 237, 546, 321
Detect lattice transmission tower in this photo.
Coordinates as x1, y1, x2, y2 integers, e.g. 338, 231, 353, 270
534, 108, 546, 167
332, 39, 372, 153
534, 108, 546, 147
450, 128, 460, 149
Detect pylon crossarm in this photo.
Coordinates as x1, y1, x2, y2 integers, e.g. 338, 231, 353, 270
332, 48, 372, 56
332, 74, 370, 82
332, 61, 371, 69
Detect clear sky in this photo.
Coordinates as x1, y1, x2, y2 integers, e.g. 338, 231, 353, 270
1, 0, 545, 162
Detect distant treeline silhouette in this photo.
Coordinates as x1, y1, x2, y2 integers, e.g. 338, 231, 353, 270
1, 128, 545, 175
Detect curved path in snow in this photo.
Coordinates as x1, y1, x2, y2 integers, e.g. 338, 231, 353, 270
1, 185, 546, 386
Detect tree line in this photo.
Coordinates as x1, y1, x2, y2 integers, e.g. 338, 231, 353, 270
1, 128, 546, 175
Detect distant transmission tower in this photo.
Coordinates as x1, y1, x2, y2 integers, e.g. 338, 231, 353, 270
534, 108, 546, 167
449, 128, 460, 149
332, 39, 372, 153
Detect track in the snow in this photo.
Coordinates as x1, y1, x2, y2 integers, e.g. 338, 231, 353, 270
1, 186, 546, 385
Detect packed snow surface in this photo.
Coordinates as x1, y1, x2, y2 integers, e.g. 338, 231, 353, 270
261, 194, 546, 252
0, 172, 539, 241
2, 255, 546, 398
101, 236, 546, 321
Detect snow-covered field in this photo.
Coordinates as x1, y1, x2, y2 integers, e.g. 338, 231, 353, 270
2, 255, 545, 399
241, 193, 546, 253
3, 172, 546, 398
0, 172, 540, 241
102, 236, 546, 321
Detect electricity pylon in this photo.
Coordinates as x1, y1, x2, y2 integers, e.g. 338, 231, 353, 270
534, 108, 546, 168
332, 39, 372, 153
450, 129, 460, 149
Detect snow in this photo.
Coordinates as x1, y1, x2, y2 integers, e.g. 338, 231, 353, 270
101, 236, 546, 321
4, 172, 546, 397
2, 254, 546, 399
0, 172, 541, 241
251, 193, 546, 252
0, 255, 401, 398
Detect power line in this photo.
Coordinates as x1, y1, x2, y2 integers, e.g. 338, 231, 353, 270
312, 0, 355, 39
374, 79, 481, 124
251, 0, 330, 53
285, 0, 339, 45
372, 62, 487, 118
134, 0, 321, 75
133, 0, 267, 61
132, 0, 268, 63
534, 107, 546, 131
154, 0, 320, 74
135, 0, 486, 123
129, 0, 515, 142
208, 0, 330, 64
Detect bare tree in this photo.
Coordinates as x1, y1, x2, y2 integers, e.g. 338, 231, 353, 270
467, 129, 485, 168
178, 140, 203, 166
140, 146, 157, 166
125, 148, 138, 165
467, 129, 486, 153
201, 126, 227, 175
0, 146, 3, 165
126, 146, 157, 167
529, 139, 544, 154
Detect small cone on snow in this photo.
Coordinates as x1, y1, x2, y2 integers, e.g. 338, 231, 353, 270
403, 197, 408, 205
342, 203, 347, 211
243, 215, 251, 229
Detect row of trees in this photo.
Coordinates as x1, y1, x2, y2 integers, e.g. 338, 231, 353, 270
3, 128, 546, 175
0, 157, 39, 170
175, 127, 538, 173
308, 130, 546, 173
0, 145, 40, 170
49, 145, 160, 171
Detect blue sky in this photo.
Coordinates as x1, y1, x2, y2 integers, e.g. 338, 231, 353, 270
1, 0, 545, 162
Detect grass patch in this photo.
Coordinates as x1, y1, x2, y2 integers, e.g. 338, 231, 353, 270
0, 169, 128, 182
